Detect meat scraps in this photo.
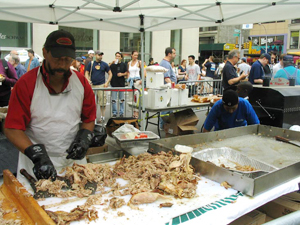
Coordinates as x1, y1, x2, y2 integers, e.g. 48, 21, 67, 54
45, 206, 98, 225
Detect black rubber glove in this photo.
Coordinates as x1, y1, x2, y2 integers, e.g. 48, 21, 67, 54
24, 144, 57, 181
66, 129, 93, 160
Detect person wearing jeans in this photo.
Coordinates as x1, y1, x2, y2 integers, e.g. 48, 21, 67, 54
111, 91, 125, 117
110, 52, 127, 117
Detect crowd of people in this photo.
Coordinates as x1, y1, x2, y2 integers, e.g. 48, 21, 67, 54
1, 31, 300, 127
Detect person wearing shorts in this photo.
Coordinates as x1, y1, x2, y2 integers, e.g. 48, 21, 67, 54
85, 50, 112, 123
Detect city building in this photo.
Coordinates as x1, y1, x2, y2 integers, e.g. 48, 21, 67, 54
1, 19, 300, 66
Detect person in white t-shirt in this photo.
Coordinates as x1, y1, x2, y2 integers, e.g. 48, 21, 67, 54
238, 57, 251, 75
273, 54, 285, 76
185, 55, 201, 97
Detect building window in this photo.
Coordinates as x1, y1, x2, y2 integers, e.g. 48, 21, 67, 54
199, 26, 218, 32
59, 26, 96, 56
0, 20, 29, 48
291, 19, 300, 24
199, 37, 214, 45
290, 31, 299, 49
120, 32, 152, 64
170, 29, 182, 66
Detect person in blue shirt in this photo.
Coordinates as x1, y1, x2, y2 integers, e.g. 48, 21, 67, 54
248, 53, 271, 84
159, 47, 177, 84
274, 55, 300, 85
8, 55, 26, 79
203, 89, 259, 132
24, 49, 40, 72
159, 47, 176, 130
85, 50, 112, 123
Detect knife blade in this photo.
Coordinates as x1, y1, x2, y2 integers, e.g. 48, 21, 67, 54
275, 135, 300, 148
20, 169, 54, 199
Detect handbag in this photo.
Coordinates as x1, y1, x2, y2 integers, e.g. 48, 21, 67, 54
106, 117, 139, 137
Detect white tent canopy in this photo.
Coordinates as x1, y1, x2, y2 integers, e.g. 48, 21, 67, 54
0, 0, 299, 33
1, 0, 299, 130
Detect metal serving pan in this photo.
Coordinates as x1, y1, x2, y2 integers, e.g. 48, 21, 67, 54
87, 150, 131, 164
149, 125, 300, 196
113, 131, 159, 148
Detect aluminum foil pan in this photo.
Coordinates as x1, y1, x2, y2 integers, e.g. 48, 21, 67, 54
192, 147, 278, 174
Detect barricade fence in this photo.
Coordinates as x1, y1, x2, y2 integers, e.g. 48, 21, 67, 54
178, 79, 223, 97
92, 87, 141, 124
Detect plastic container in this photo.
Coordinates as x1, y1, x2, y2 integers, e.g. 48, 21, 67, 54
113, 131, 160, 149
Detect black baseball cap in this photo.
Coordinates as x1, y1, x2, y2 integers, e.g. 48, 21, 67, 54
95, 50, 104, 55
222, 89, 239, 106
44, 30, 76, 58
75, 57, 83, 63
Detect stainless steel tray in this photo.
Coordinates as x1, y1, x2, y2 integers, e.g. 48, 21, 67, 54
149, 125, 300, 196
87, 150, 130, 164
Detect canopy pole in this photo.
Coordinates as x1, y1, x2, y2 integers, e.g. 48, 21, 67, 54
139, 14, 146, 131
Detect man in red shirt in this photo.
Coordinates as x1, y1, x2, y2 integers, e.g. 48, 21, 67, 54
4, 30, 96, 181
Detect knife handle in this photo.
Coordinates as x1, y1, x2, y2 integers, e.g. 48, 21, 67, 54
20, 169, 37, 184
275, 135, 290, 143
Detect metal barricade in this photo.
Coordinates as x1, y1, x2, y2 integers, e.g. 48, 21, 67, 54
92, 87, 141, 124
178, 79, 223, 97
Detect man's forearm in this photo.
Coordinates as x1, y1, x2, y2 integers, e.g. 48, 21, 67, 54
107, 72, 112, 83
80, 121, 95, 132
4, 128, 33, 153
228, 76, 241, 85
165, 78, 171, 83
203, 127, 210, 133
85, 71, 90, 81
254, 79, 263, 84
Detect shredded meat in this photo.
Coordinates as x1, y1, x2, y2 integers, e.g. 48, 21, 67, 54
220, 181, 232, 189
30, 151, 199, 223
114, 152, 199, 198
0, 200, 22, 225
117, 211, 125, 217
159, 202, 173, 208
45, 206, 98, 225
109, 197, 126, 209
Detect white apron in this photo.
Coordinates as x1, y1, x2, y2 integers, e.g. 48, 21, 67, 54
17, 68, 87, 181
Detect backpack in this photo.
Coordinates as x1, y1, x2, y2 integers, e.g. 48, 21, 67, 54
214, 65, 221, 79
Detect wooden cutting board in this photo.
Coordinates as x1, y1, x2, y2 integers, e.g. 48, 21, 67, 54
0, 170, 55, 224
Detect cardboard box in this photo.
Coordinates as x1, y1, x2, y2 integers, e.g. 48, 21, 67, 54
162, 108, 199, 135
229, 210, 266, 225
146, 71, 164, 88
86, 144, 108, 155
148, 89, 171, 108
169, 89, 179, 107
265, 215, 274, 222
178, 89, 188, 105
258, 196, 300, 219
282, 191, 300, 202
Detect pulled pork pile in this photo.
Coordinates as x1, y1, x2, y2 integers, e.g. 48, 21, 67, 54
114, 151, 199, 198
33, 151, 199, 224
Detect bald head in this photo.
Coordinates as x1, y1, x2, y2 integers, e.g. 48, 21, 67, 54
10, 50, 19, 56
8, 55, 20, 67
